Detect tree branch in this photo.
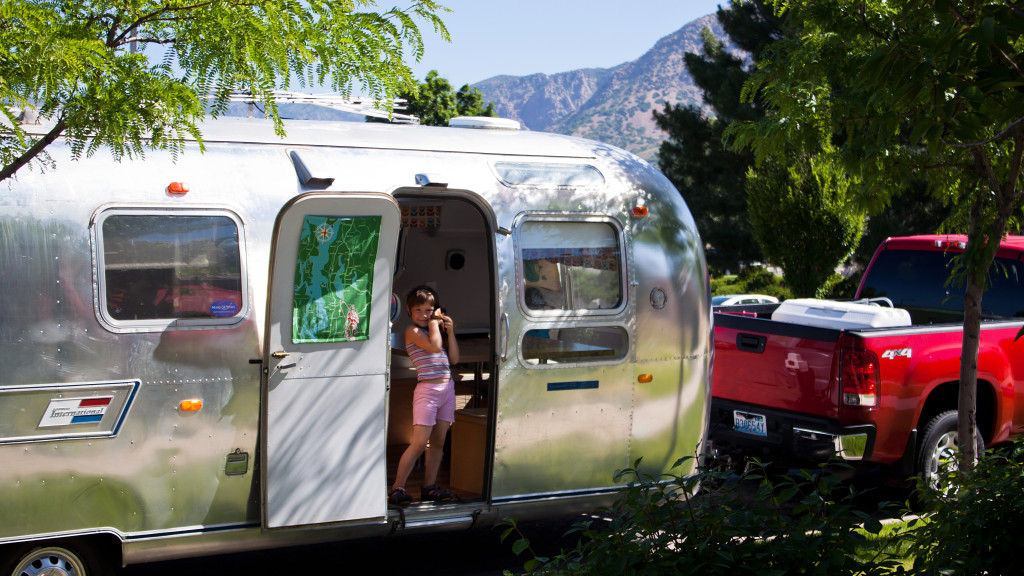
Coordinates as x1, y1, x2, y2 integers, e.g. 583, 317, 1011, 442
943, 116, 1024, 148
996, 126, 1024, 221
0, 117, 68, 184
1005, 0, 1024, 18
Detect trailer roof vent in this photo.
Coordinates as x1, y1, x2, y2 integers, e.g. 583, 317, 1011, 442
449, 116, 521, 130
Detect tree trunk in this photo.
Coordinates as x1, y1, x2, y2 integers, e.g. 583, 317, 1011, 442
958, 131, 1024, 472
958, 275, 982, 472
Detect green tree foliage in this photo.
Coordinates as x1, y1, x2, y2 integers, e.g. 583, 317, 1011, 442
711, 265, 792, 300
729, 0, 1024, 469
400, 70, 495, 127
654, 0, 781, 274
747, 153, 864, 297
0, 0, 449, 183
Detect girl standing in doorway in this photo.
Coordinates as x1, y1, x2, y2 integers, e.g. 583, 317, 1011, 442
389, 285, 460, 505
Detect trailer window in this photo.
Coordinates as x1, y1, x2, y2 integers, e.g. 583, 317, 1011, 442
494, 162, 605, 189
521, 326, 629, 365
97, 212, 246, 328
518, 220, 624, 315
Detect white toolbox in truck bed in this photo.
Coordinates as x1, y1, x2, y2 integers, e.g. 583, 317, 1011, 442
771, 298, 912, 329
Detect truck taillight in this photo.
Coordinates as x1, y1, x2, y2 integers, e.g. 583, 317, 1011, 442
841, 349, 880, 407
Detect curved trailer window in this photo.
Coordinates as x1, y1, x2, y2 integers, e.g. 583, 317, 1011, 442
519, 220, 623, 313
516, 218, 628, 366
95, 209, 247, 331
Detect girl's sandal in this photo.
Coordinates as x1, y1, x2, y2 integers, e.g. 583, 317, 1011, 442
388, 487, 412, 506
421, 484, 453, 502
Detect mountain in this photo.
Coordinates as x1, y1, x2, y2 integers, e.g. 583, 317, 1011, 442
473, 14, 727, 161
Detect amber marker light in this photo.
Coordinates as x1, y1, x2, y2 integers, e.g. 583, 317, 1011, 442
638, 374, 654, 383
179, 399, 203, 412
166, 182, 190, 196
632, 206, 649, 217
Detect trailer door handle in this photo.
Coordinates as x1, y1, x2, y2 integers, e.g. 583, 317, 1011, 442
736, 333, 767, 354
500, 312, 509, 361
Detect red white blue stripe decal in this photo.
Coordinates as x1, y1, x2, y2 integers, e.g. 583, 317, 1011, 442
38, 397, 113, 427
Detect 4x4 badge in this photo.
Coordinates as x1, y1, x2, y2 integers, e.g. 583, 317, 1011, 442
881, 348, 912, 359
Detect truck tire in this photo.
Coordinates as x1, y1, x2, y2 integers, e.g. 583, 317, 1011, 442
916, 410, 983, 490
2, 541, 108, 576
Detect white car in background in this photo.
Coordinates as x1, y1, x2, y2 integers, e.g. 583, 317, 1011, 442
711, 294, 779, 307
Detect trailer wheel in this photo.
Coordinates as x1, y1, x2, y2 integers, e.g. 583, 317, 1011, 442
3, 542, 106, 576
916, 410, 983, 491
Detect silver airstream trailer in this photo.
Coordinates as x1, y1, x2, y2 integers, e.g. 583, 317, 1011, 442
0, 114, 711, 574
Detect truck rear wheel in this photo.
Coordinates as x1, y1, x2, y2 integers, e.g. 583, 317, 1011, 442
3, 541, 107, 576
916, 410, 983, 490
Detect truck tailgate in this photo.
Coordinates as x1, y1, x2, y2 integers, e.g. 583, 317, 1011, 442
714, 313, 843, 419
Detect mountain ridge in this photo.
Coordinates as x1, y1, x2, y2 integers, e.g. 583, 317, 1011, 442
473, 13, 725, 161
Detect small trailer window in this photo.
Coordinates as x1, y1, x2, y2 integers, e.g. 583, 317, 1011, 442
493, 162, 605, 189
521, 325, 629, 365
95, 210, 247, 330
518, 219, 624, 314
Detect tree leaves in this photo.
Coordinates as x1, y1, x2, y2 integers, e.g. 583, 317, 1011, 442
731, 0, 1024, 472
398, 69, 495, 126
0, 0, 449, 181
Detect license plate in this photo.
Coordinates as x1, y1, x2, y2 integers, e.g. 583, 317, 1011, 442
733, 410, 767, 437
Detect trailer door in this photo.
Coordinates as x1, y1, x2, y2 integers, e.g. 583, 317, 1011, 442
262, 192, 400, 529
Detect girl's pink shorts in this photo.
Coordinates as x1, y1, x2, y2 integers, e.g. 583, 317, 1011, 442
412, 379, 455, 426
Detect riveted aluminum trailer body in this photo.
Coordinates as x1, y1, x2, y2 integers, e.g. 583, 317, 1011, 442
0, 117, 711, 571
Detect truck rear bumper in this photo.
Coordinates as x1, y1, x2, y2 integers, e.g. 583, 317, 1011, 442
709, 399, 876, 465
792, 427, 871, 460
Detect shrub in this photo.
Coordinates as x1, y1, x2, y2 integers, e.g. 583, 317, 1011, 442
711, 265, 792, 300
501, 458, 910, 576
910, 440, 1024, 576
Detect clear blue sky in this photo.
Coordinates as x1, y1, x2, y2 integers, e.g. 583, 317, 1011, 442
410, 0, 726, 88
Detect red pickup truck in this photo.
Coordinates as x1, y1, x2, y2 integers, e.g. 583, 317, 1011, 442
710, 235, 1024, 483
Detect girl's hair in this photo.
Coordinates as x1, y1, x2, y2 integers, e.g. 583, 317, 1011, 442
406, 285, 439, 311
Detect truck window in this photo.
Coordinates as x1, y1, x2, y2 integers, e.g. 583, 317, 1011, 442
860, 249, 1024, 322
518, 219, 623, 314
96, 210, 246, 329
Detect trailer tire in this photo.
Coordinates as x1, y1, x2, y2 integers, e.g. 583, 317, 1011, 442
2, 541, 108, 576
916, 410, 983, 491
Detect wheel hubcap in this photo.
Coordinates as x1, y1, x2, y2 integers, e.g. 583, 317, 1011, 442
925, 430, 960, 487
12, 548, 86, 576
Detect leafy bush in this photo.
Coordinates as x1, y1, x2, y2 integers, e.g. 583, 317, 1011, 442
910, 440, 1024, 576
501, 440, 1024, 575
500, 458, 909, 576
711, 265, 792, 300
823, 272, 862, 300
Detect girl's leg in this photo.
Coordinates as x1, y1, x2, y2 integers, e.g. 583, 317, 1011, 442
392, 424, 433, 490
423, 419, 452, 487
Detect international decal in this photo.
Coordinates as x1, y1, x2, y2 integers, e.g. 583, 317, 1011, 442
38, 397, 113, 427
